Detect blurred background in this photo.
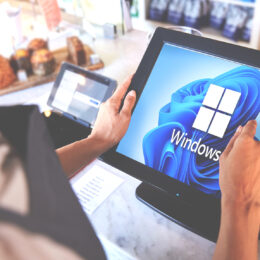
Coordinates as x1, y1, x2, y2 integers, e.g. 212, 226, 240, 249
1, 0, 260, 54
1, 0, 260, 96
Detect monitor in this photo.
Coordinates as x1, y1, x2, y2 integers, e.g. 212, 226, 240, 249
116, 42, 260, 198
48, 62, 117, 127
101, 28, 260, 241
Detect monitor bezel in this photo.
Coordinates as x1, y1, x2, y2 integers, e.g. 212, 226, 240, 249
102, 27, 260, 208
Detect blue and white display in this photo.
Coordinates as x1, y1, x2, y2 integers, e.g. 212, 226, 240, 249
117, 43, 260, 197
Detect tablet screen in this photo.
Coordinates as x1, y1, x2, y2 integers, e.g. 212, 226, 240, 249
117, 43, 260, 197
51, 70, 109, 126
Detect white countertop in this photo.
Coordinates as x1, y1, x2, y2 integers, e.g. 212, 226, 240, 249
86, 160, 216, 260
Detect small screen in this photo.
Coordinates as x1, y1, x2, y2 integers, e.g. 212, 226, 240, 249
116, 43, 260, 197
51, 70, 109, 125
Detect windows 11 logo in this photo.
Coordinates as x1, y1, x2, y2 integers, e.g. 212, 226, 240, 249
192, 84, 241, 138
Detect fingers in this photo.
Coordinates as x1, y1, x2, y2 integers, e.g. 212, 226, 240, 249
223, 126, 242, 156
222, 120, 258, 157
120, 90, 136, 117
241, 120, 257, 138
110, 75, 133, 108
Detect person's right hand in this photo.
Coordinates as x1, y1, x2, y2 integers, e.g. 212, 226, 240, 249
219, 120, 260, 211
89, 76, 136, 151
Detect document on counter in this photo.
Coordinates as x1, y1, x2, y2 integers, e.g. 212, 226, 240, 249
70, 161, 124, 215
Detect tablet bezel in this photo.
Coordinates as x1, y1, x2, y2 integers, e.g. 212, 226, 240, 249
47, 62, 117, 126
101, 27, 260, 208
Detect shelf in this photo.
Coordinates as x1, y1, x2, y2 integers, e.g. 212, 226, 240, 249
136, 0, 260, 50
132, 18, 252, 48
210, 0, 256, 8
201, 27, 251, 48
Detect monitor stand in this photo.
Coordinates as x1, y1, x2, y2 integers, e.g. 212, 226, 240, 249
136, 182, 220, 242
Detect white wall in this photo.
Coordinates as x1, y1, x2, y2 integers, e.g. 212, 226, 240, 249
79, 0, 123, 25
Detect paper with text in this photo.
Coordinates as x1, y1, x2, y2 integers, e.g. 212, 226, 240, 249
71, 164, 124, 215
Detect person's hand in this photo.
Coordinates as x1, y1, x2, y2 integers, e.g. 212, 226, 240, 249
89, 76, 136, 151
213, 121, 260, 260
57, 76, 136, 176
219, 120, 260, 210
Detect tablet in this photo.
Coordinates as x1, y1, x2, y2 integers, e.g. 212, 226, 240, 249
47, 62, 117, 127
103, 28, 260, 205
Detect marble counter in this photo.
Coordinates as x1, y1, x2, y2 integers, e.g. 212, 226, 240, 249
86, 160, 260, 260
88, 161, 216, 260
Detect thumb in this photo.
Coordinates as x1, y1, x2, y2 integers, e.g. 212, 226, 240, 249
120, 90, 136, 117
240, 120, 257, 138
222, 125, 242, 156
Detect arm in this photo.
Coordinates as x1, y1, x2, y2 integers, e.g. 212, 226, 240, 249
213, 121, 260, 260
56, 76, 136, 178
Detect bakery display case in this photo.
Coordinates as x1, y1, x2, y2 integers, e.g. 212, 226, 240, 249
0, 36, 104, 95
0, 0, 105, 95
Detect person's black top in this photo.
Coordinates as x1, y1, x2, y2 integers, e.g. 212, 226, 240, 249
0, 105, 106, 260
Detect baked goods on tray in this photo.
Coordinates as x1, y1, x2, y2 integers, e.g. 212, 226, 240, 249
0, 55, 16, 89
31, 49, 55, 76
67, 36, 86, 65
0, 36, 102, 94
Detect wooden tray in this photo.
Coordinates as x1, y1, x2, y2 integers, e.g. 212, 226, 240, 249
0, 45, 104, 96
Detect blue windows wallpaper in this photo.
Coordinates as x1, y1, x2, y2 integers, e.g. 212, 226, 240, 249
117, 43, 260, 197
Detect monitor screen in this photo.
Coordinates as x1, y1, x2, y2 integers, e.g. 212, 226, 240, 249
51, 70, 109, 126
116, 43, 260, 198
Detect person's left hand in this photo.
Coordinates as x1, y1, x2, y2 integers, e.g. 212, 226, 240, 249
89, 76, 136, 151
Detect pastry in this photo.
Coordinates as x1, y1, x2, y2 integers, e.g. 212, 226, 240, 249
67, 36, 86, 65
0, 55, 16, 89
28, 38, 48, 55
31, 49, 55, 76
10, 49, 32, 75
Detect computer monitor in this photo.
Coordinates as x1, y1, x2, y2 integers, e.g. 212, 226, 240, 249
102, 28, 260, 241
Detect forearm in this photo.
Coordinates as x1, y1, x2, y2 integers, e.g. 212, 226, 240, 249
56, 135, 109, 178
213, 197, 259, 260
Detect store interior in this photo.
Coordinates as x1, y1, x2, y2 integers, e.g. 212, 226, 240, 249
0, 1, 260, 260
1, 0, 260, 91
